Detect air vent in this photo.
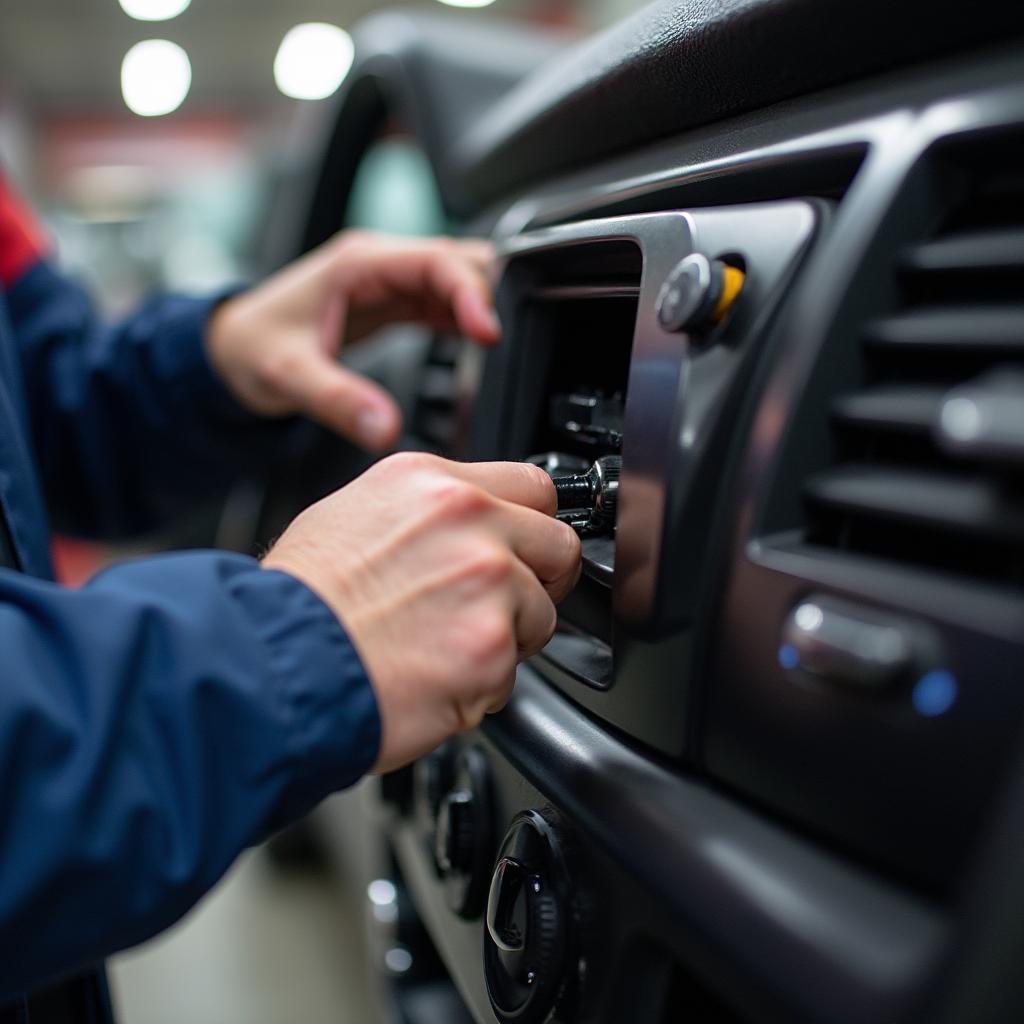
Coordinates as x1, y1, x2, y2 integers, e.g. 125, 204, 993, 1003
804, 132, 1024, 589
410, 334, 463, 454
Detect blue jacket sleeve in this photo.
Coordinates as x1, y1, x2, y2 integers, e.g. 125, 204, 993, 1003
0, 550, 380, 999
4, 260, 300, 539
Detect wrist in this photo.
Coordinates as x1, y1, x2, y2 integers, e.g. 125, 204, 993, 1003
204, 293, 243, 393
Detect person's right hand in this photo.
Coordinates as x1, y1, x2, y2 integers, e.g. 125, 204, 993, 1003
261, 453, 581, 773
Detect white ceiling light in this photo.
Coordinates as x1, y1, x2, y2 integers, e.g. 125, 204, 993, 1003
118, 0, 192, 21
274, 23, 354, 101
435, 0, 497, 7
121, 40, 192, 117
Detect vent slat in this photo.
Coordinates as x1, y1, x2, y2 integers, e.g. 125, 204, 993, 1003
418, 365, 458, 404
795, 137, 1024, 591
831, 385, 945, 435
804, 464, 1024, 544
416, 411, 457, 447
901, 229, 1024, 273
864, 307, 1024, 353
411, 337, 463, 455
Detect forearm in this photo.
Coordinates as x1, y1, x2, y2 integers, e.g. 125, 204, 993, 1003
6, 261, 298, 538
0, 552, 378, 998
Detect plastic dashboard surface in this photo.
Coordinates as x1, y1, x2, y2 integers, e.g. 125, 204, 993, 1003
381, 37, 1024, 1024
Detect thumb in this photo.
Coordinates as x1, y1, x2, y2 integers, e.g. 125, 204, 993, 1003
280, 345, 403, 450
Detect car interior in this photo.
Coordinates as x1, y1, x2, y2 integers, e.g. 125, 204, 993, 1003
246, 3, 1024, 1021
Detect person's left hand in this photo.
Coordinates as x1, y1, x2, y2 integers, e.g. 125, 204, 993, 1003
205, 231, 499, 450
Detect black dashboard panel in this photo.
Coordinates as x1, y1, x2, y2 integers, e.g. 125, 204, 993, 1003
703, 95, 1024, 895
471, 204, 818, 755
389, 670, 945, 1024
454, 1, 1024, 204
303, 10, 1024, 1024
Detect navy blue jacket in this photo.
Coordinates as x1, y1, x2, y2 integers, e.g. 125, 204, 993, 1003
0, 177, 380, 1020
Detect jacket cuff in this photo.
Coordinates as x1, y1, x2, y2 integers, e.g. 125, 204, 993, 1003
151, 284, 251, 417
228, 565, 381, 799
154, 286, 310, 447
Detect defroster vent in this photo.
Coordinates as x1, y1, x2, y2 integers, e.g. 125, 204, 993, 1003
803, 132, 1024, 589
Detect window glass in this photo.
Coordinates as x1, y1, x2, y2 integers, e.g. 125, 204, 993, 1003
345, 137, 448, 236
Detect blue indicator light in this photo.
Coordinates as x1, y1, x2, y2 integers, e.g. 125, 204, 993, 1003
912, 670, 958, 717
778, 644, 800, 671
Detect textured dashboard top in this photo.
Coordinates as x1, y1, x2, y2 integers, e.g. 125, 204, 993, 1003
453, 0, 1024, 203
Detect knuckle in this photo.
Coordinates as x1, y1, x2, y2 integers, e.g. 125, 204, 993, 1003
464, 608, 515, 668
475, 544, 516, 585
377, 450, 436, 477
460, 540, 514, 586
425, 477, 489, 521
260, 347, 301, 389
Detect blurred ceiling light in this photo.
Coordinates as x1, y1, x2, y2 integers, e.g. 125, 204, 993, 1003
121, 40, 192, 117
436, 0, 497, 7
274, 23, 354, 101
118, 0, 191, 21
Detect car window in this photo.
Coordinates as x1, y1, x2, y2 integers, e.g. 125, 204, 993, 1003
344, 137, 449, 236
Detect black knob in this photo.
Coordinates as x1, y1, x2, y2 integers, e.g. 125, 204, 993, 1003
435, 789, 476, 875
414, 740, 455, 847
436, 747, 492, 919
484, 811, 573, 1024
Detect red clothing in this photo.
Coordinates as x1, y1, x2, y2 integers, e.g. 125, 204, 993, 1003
0, 172, 47, 287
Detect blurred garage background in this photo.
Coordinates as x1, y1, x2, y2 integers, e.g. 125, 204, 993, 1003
0, 1, 634, 1022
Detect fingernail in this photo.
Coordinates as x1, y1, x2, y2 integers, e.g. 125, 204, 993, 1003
487, 308, 502, 337
357, 407, 392, 449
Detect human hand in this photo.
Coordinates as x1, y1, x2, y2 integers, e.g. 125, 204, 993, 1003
205, 231, 498, 451
261, 453, 581, 773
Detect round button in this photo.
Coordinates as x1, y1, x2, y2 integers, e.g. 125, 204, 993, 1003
655, 253, 744, 333
484, 810, 573, 1024
656, 253, 714, 331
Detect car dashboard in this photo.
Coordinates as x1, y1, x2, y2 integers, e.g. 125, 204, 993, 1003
279, 8, 1024, 1023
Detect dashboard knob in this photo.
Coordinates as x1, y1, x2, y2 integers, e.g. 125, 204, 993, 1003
484, 810, 573, 1024
414, 740, 455, 851
435, 789, 476, 875
656, 252, 745, 333
436, 747, 493, 919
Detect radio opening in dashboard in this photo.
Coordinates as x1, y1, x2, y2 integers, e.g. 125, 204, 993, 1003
486, 239, 642, 686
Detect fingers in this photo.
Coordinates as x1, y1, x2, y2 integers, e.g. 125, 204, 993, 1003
509, 555, 559, 657
423, 242, 500, 344
496, 500, 581, 602
340, 235, 500, 346
452, 238, 494, 269
484, 669, 518, 715
474, 541, 566, 723
440, 460, 558, 516
277, 346, 402, 450
375, 455, 578, 593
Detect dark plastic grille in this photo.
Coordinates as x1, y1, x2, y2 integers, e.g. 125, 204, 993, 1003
803, 133, 1024, 589
410, 334, 464, 454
